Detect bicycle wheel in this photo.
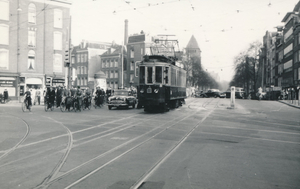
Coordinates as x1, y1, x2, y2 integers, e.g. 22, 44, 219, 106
87, 101, 91, 110
44, 102, 48, 112
74, 101, 78, 112
60, 101, 66, 112
22, 102, 26, 112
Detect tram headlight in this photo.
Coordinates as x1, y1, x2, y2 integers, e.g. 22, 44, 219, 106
140, 89, 144, 93
154, 89, 159, 93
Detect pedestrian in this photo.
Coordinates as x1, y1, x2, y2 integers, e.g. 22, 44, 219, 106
56, 86, 62, 107
3, 89, 8, 103
35, 88, 41, 105
49, 87, 56, 106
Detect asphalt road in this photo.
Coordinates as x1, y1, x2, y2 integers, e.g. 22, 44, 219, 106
0, 98, 299, 189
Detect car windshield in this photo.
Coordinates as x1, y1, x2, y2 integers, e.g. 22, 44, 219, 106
114, 90, 129, 96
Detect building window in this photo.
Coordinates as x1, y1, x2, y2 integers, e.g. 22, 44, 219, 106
28, 29, 36, 47
54, 32, 62, 50
102, 61, 105, 68
71, 57, 75, 64
130, 74, 134, 82
81, 54, 84, 62
106, 61, 109, 68
77, 54, 80, 63
111, 71, 114, 78
0, 24, 8, 45
106, 71, 109, 78
84, 54, 88, 62
28, 3, 36, 24
110, 60, 113, 67
28, 50, 35, 70
54, 9, 62, 28
0, 0, 9, 21
115, 59, 118, 67
115, 82, 118, 89
130, 48, 134, 58
0, 49, 9, 70
130, 61, 134, 71
53, 54, 62, 72
111, 82, 114, 89
115, 71, 118, 78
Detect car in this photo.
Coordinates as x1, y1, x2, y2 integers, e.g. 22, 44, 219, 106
194, 90, 205, 98
219, 92, 226, 98
202, 89, 221, 98
107, 89, 137, 110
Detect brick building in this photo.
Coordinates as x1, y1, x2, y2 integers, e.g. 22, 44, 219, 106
0, 0, 71, 99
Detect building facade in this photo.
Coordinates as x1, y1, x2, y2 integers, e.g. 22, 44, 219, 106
71, 40, 111, 91
100, 45, 126, 90
259, 1, 300, 100
0, 0, 71, 99
125, 32, 152, 89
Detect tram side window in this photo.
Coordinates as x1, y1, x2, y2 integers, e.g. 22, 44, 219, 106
164, 67, 169, 85
139, 66, 145, 84
155, 66, 162, 83
147, 67, 153, 83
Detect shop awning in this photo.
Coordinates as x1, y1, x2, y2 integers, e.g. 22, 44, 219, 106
27, 78, 43, 85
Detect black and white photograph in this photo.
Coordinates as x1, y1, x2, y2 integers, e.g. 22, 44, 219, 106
0, 0, 300, 188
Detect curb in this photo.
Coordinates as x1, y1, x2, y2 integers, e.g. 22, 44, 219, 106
278, 100, 300, 109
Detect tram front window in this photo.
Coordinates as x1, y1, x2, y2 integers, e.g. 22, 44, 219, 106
147, 67, 153, 83
155, 66, 162, 83
139, 66, 145, 84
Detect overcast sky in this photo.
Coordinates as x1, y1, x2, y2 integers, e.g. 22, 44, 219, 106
70, 0, 298, 82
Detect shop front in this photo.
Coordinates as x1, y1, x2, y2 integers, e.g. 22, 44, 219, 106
0, 76, 18, 99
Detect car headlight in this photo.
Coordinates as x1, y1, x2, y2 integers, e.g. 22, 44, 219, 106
140, 89, 144, 93
154, 89, 159, 93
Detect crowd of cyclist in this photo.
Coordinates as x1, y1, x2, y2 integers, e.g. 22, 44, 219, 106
23, 85, 112, 111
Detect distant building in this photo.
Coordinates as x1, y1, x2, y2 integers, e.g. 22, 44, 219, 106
0, 0, 71, 99
100, 45, 127, 90
185, 35, 201, 59
71, 40, 111, 90
125, 32, 152, 88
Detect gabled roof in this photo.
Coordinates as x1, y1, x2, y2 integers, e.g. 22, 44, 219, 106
293, 0, 300, 12
282, 12, 296, 22
186, 35, 200, 50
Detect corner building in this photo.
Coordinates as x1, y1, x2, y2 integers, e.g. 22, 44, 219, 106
0, 0, 71, 100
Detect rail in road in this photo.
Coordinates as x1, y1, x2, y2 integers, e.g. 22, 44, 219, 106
0, 98, 299, 189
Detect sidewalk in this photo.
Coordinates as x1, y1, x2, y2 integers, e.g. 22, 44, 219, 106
278, 100, 300, 109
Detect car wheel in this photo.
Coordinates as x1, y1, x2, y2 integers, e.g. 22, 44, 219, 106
108, 106, 112, 110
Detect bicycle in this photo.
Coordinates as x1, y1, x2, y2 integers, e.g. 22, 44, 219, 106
44, 96, 54, 112
94, 95, 103, 109
74, 97, 81, 112
22, 97, 31, 112
82, 96, 92, 110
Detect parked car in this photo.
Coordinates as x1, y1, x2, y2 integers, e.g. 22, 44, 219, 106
202, 89, 221, 98
194, 90, 205, 98
219, 92, 226, 98
107, 89, 137, 110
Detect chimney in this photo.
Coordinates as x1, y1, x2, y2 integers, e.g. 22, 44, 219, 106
124, 19, 128, 46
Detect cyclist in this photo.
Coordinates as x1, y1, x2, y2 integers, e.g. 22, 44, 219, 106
24, 88, 32, 109
83, 88, 92, 108
75, 86, 83, 110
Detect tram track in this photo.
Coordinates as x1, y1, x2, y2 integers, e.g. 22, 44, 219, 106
0, 114, 31, 160
47, 106, 213, 189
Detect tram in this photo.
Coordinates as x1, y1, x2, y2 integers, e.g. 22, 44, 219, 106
137, 39, 186, 112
